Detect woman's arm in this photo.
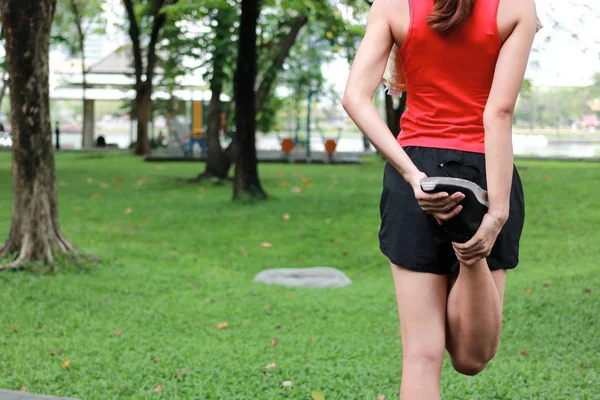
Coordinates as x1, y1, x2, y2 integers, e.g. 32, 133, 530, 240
342, 0, 421, 186
344, 0, 465, 222
483, 0, 537, 223
454, 1, 537, 265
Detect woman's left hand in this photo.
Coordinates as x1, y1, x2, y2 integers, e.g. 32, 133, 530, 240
452, 213, 507, 266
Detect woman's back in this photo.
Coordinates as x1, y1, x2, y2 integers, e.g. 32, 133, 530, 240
385, 0, 522, 153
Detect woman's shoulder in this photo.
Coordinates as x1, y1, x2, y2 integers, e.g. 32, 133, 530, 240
497, 0, 539, 42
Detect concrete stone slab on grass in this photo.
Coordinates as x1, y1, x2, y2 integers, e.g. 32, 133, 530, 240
253, 267, 352, 288
0, 390, 78, 400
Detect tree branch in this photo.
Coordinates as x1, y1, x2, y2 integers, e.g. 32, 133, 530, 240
256, 15, 308, 112
146, 0, 178, 85
123, 0, 143, 86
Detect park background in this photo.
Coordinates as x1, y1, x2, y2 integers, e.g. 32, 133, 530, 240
0, 0, 599, 399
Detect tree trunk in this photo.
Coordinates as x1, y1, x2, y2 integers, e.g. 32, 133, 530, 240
81, 61, 95, 148
385, 91, 408, 139
195, 10, 231, 182
71, 0, 93, 149
233, 0, 266, 200
198, 82, 231, 181
0, 0, 75, 269
255, 15, 308, 112
0, 72, 9, 108
134, 85, 151, 155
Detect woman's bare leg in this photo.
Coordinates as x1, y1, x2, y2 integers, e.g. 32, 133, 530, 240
390, 263, 448, 400
445, 259, 506, 375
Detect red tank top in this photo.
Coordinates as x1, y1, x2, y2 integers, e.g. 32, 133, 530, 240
398, 0, 501, 154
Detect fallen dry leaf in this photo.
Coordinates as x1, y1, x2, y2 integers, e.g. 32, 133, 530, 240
100, 183, 110, 189
114, 330, 124, 336
299, 177, 311, 184
265, 305, 272, 312
325, 218, 333, 224
270, 337, 278, 346
115, 178, 125, 183
62, 360, 71, 369
173, 369, 191, 378
576, 368, 582, 374
171, 191, 178, 196
543, 174, 551, 180
332, 238, 343, 244
520, 350, 529, 356
275, 325, 283, 330
152, 358, 160, 363
19, 386, 27, 392
261, 242, 273, 248
153, 385, 163, 393
291, 187, 303, 193
282, 381, 293, 388
312, 391, 325, 400
214, 322, 229, 330
526, 288, 533, 294
265, 363, 278, 370
377, 395, 387, 400
584, 289, 592, 294
91, 194, 102, 200
542, 280, 552, 288
308, 338, 316, 343
124, 208, 134, 215
50, 349, 64, 356
283, 214, 290, 220
199, 187, 207, 192
11, 326, 17, 333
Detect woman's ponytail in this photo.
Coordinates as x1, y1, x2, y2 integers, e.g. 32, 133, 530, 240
428, 0, 476, 34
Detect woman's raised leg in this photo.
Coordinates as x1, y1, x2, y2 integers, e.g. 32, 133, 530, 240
390, 263, 448, 400
445, 260, 506, 376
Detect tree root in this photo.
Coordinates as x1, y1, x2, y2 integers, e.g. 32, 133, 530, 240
188, 171, 232, 184
0, 233, 79, 272
0, 261, 24, 272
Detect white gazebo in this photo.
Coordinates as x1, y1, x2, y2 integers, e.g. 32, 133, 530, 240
51, 46, 230, 148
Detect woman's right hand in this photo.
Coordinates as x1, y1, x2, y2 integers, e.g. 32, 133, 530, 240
407, 172, 465, 223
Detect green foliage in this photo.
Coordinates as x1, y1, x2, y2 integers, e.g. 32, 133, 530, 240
516, 83, 600, 127
52, 0, 106, 58
0, 153, 599, 398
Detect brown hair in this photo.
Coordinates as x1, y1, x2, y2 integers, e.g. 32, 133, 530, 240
428, 0, 476, 34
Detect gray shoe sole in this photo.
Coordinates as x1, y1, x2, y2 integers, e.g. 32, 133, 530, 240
420, 177, 489, 207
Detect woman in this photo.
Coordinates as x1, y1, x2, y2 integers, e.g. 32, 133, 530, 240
343, 0, 538, 399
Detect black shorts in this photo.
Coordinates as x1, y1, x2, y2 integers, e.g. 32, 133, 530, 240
379, 146, 525, 275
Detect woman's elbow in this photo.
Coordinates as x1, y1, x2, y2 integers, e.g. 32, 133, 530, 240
483, 105, 514, 127
342, 91, 357, 113
342, 88, 368, 113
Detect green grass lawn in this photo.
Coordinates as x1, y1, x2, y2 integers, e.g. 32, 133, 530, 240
0, 152, 599, 399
